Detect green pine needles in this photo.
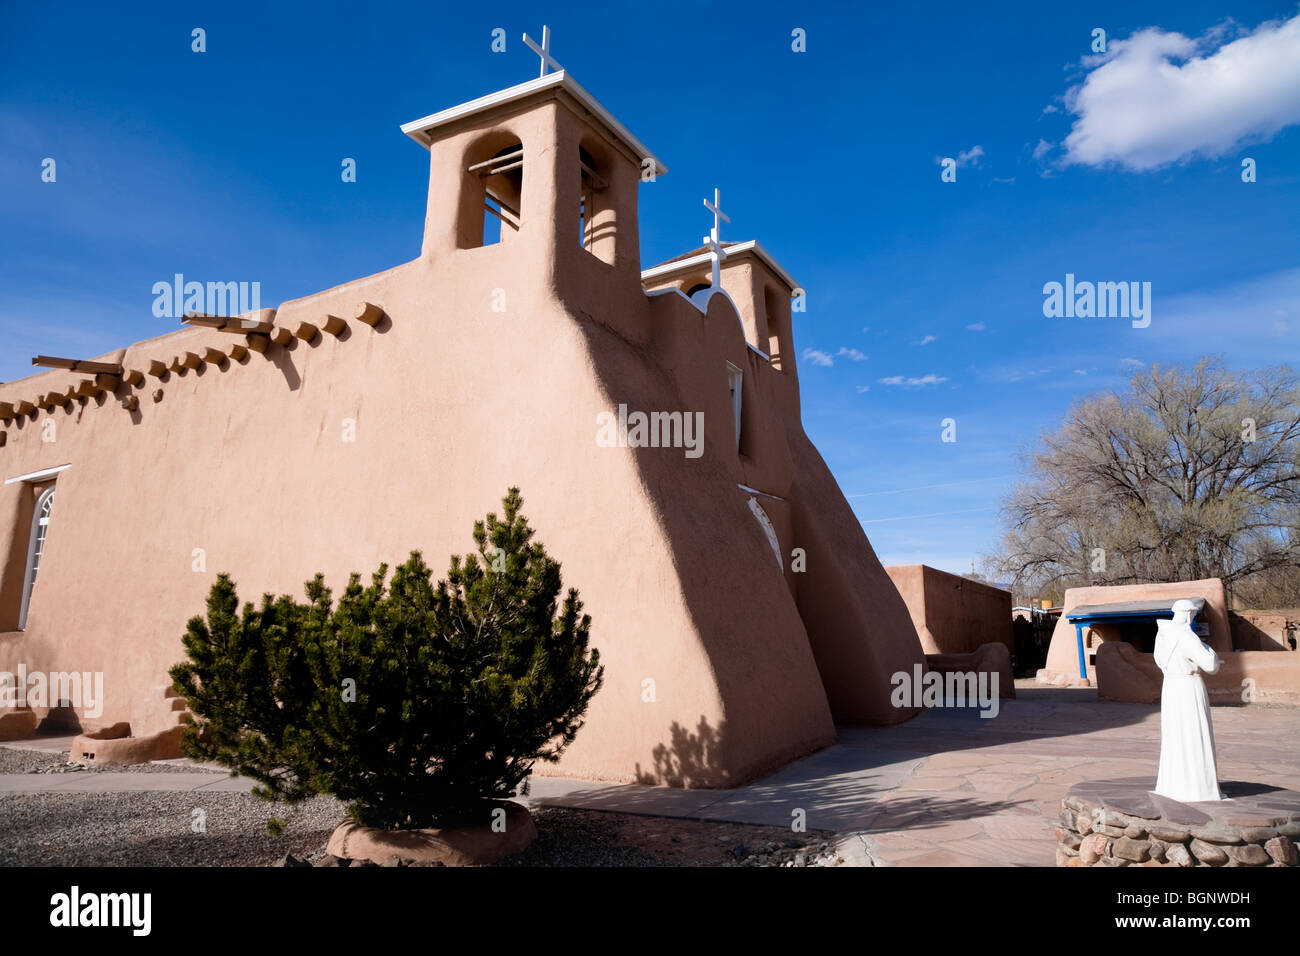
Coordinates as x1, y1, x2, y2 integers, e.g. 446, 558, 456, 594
169, 488, 603, 829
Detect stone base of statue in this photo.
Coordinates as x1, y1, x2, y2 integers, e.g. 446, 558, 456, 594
1056, 778, 1300, 867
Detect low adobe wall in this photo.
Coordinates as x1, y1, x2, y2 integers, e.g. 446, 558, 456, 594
925, 643, 1016, 699
0, 708, 37, 741
1230, 610, 1297, 652
69, 725, 185, 766
1040, 579, 1230, 686
885, 564, 1012, 656
1095, 641, 1300, 705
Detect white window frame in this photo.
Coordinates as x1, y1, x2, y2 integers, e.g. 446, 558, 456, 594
726, 362, 743, 450
4, 464, 70, 485
18, 484, 55, 630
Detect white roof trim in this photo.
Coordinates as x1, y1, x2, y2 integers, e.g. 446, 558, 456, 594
400, 71, 667, 175
738, 483, 786, 501
640, 240, 800, 293
5, 464, 71, 485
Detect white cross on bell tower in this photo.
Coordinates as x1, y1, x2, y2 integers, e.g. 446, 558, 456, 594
523, 25, 563, 77
702, 187, 730, 289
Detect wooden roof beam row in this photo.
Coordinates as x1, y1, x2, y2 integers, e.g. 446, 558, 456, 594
2, 302, 387, 427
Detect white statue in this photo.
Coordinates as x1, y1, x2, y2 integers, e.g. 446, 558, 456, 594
1153, 599, 1224, 802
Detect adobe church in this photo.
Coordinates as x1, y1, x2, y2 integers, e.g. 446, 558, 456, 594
0, 50, 926, 786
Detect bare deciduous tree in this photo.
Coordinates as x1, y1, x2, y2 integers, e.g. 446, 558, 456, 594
992, 358, 1300, 606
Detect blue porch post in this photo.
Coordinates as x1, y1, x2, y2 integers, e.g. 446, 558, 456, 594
1074, 622, 1088, 679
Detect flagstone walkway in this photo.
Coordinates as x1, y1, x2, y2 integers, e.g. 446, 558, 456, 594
521, 686, 1300, 866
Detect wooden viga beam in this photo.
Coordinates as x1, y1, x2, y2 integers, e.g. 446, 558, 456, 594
32, 355, 124, 377
0, 401, 15, 421
72, 373, 121, 398
354, 301, 385, 327
187, 313, 276, 354
181, 313, 275, 335
169, 352, 202, 372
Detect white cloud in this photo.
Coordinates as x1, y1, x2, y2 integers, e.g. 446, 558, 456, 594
803, 348, 834, 367
856, 385, 870, 394
1120, 357, 1144, 368
1073, 369, 1088, 375
966, 322, 986, 332
1144, 267, 1300, 364
838, 347, 867, 361
1062, 15, 1300, 170
1032, 138, 1053, 161
977, 365, 1052, 385
1041, 103, 1059, 115
935, 145, 984, 168
879, 374, 948, 387
917, 334, 938, 345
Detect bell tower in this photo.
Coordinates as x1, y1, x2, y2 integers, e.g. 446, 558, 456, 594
400, 30, 666, 291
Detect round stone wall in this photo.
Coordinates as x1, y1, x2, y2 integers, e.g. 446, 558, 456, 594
1057, 778, 1300, 867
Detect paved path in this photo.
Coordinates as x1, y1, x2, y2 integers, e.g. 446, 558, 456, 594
0, 772, 254, 793
525, 686, 1300, 866
4, 686, 1298, 866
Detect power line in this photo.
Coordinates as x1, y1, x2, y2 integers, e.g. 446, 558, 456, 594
845, 474, 1020, 499
859, 506, 994, 524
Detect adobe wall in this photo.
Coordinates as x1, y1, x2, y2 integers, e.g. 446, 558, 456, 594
1096, 640, 1300, 705
1041, 579, 1231, 686
0, 88, 924, 784
885, 564, 1013, 656
1229, 609, 1297, 652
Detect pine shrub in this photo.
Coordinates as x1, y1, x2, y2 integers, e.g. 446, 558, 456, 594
169, 488, 603, 828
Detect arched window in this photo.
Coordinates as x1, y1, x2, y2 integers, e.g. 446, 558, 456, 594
18, 486, 54, 629
764, 285, 789, 369
577, 143, 614, 263
465, 139, 523, 247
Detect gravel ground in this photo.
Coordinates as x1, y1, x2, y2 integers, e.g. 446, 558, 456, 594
0, 791, 345, 866
0, 787, 841, 867
0, 748, 225, 775
490, 808, 841, 867
0, 749, 68, 775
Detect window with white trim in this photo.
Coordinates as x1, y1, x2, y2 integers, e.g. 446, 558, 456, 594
18, 485, 54, 630
726, 362, 743, 450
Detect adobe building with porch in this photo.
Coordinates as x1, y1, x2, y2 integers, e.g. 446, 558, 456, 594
0, 55, 928, 785
1037, 578, 1300, 705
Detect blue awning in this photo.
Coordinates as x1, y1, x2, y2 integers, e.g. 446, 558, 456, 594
1064, 596, 1207, 679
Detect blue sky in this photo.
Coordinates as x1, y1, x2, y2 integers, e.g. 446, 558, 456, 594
2, 1, 1297, 574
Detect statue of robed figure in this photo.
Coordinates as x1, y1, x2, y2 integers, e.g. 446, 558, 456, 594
1153, 599, 1224, 802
